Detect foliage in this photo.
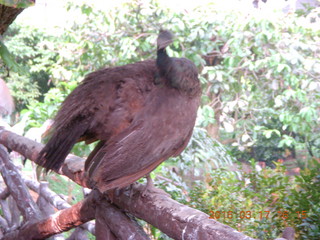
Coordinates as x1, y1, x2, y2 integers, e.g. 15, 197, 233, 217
179, 160, 320, 239
284, 159, 320, 239
0, 40, 27, 75
210, 12, 320, 162
20, 81, 76, 129
0, 0, 34, 8
1, 24, 59, 109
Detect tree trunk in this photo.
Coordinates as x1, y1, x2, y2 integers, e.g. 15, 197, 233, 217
0, 4, 23, 35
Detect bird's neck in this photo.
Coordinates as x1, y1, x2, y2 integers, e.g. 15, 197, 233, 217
156, 48, 171, 75
156, 48, 176, 87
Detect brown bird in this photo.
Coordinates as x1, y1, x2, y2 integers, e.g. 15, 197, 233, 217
37, 30, 201, 193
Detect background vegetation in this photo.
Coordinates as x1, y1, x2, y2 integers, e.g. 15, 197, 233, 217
0, 0, 319, 239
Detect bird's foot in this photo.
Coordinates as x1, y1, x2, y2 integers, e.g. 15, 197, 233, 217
141, 174, 170, 198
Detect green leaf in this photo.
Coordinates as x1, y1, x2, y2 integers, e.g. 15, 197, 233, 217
263, 129, 281, 139
0, 0, 34, 8
299, 107, 317, 123
0, 41, 27, 75
278, 135, 295, 148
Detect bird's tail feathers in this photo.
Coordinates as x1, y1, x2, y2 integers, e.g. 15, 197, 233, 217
37, 120, 88, 172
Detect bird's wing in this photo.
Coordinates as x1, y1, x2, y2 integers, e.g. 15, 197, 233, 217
90, 125, 194, 192
86, 88, 198, 192
38, 61, 156, 172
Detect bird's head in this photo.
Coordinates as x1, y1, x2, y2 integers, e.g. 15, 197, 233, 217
157, 30, 173, 50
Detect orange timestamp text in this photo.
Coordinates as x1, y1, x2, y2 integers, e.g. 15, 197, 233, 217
209, 210, 308, 220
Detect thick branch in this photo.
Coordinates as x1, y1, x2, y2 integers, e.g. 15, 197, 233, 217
0, 215, 8, 233
0, 144, 41, 222
0, 187, 9, 199
0, 1, 36, 35
95, 199, 151, 240
24, 178, 149, 239
36, 185, 65, 240
24, 178, 95, 235
113, 184, 254, 240
0, 4, 23, 35
2, 190, 96, 240
0, 128, 255, 239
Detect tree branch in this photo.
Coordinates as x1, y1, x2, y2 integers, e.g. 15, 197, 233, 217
95, 199, 151, 240
0, 187, 9, 200
113, 184, 254, 240
2, 190, 96, 240
0, 145, 41, 222
0, 4, 23, 35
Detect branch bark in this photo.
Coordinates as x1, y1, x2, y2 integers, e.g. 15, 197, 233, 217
24, 178, 150, 239
2, 190, 96, 240
36, 182, 65, 240
0, 1, 36, 35
0, 127, 256, 239
0, 145, 41, 222
66, 227, 89, 240
24, 179, 72, 211
113, 184, 254, 240
0, 187, 9, 199
95, 199, 151, 240
0, 4, 23, 35
0, 197, 11, 227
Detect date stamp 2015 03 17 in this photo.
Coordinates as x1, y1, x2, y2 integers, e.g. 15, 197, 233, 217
208, 210, 308, 220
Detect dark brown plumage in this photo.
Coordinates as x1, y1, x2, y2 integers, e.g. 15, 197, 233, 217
37, 30, 201, 192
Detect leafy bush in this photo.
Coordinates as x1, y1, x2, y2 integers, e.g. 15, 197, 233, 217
178, 160, 320, 239
1, 25, 59, 109
284, 159, 320, 239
